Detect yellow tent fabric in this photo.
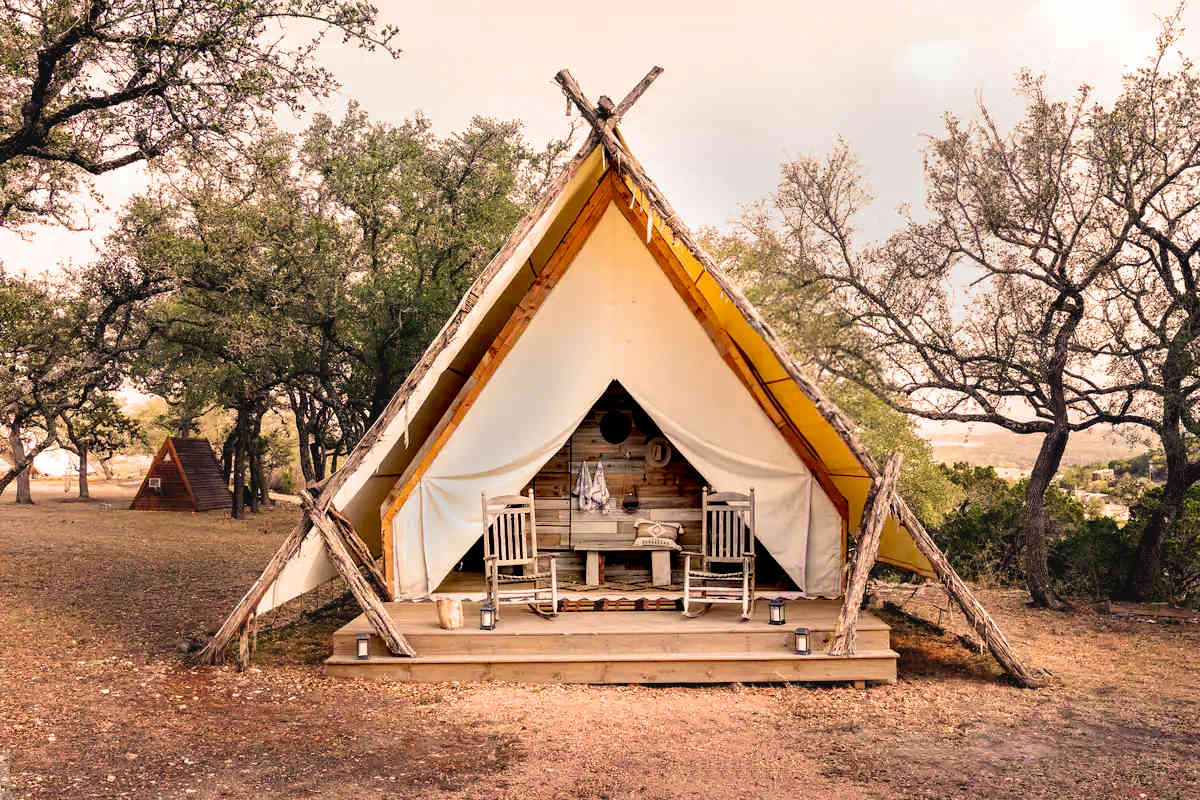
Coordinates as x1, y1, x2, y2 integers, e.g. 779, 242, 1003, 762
609, 167, 934, 579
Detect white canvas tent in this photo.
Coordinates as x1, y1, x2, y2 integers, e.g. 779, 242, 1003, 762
201, 67, 1045, 689
385, 204, 844, 599
250, 70, 939, 616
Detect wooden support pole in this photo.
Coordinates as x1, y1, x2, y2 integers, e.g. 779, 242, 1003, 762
328, 507, 392, 602
301, 493, 416, 657
891, 496, 1045, 688
196, 519, 311, 665
830, 453, 902, 656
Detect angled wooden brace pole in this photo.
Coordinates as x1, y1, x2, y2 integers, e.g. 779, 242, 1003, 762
196, 518, 310, 665
891, 496, 1044, 687
328, 506, 393, 602
830, 452, 902, 656
300, 492, 415, 657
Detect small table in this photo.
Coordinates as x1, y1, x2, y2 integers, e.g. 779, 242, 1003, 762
578, 544, 676, 586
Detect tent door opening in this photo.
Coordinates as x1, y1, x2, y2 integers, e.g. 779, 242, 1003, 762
445, 380, 798, 591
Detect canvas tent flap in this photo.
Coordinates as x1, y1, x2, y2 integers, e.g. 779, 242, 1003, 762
389, 205, 845, 599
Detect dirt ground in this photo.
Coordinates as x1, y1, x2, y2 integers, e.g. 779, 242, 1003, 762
1, 480, 1197, 799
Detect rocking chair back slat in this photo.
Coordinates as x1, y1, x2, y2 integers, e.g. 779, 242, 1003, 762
703, 488, 754, 560
685, 487, 757, 620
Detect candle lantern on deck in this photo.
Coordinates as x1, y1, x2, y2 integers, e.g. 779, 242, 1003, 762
768, 598, 787, 626
355, 632, 370, 660
793, 626, 810, 656
480, 602, 497, 631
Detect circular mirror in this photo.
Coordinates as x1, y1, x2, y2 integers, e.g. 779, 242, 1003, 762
599, 411, 632, 444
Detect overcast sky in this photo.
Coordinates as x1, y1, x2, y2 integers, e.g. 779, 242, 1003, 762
3, 0, 1196, 277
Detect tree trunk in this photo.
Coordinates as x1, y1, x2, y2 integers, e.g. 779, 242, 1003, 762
77, 448, 90, 499
231, 407, 248, 520
1125, 436, 1196, 600
8, 425, 34, 505
1020, 426, 1069, 608
292, 397, 316, 485
247, 410, 267, 512
98, 458, 113, 481
220, 428, 237, 483
312, 440, 326, 482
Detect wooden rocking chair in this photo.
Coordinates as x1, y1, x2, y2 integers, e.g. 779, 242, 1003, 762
482, 490, 559, 622
682, 488, 756, 620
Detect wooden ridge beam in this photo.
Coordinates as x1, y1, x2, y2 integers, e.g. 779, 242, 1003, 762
830, 453, 902, 656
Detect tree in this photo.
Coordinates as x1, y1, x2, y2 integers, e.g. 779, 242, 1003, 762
57, 393, 141, 497
1, 271, 72, 501
1085, 16, 1200, 599
704, 224, 962, 528
0, 0, 397, 227
294, 106, 576, 446
774, 69, 1151, 607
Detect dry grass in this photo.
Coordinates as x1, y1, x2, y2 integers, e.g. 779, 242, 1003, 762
1, 480, 1198, 799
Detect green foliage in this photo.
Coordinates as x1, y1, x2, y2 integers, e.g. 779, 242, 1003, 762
59, 393, 144, 462
1119, 485, 1200, 605
827, 381, 962, 527
0, 0, 398, 227
928, 462, 1200, 603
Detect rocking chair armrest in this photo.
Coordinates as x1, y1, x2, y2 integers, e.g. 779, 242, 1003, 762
534, 553, 558, 565
679, 551, 703, 559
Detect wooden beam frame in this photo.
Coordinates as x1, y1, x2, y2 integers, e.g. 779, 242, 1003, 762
166, 438, 199, 509
376, 174, 618, 593
301, 493, 415, 657
830, 453, 902, 656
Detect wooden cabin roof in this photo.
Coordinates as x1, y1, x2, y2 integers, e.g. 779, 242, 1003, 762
130, 437, 232, 512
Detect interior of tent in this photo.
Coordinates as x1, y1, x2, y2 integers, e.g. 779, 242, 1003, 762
433, 380, 811, 593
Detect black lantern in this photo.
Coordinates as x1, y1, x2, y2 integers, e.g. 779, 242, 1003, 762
768, 598, 787, 625
480, 602, 497, 630
355, 632, 370, 660
793, 626, 810, 655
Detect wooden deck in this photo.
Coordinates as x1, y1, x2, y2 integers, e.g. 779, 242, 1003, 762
326, 597, 897, 684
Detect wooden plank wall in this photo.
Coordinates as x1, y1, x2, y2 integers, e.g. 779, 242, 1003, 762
521, 381, 706, 582
129, 456, 196, 512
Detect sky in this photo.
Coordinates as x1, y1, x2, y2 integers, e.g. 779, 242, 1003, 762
2, 0, 1195, 277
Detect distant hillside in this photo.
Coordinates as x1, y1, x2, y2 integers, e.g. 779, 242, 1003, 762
921, 421, 1148, 469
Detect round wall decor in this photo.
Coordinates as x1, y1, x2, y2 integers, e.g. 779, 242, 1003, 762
631, 405, 660, 437
645, 436, 672, 468
599, 411, 632, 444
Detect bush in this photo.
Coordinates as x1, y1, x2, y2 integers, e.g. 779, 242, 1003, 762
1120, 485, 1200, 605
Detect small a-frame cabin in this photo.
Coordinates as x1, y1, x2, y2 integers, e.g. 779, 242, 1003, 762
130, 438, 232, 513
206, 67, 1040, 688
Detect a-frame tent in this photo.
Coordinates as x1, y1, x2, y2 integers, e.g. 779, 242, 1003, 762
130, 437, 232, 512
204, 68, 1040, 687
253, 70, 934, 614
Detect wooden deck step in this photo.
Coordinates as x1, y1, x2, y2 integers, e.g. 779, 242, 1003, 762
332, 625, 891, 658
325, 648, 899, 684
326, 598, 895, 684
